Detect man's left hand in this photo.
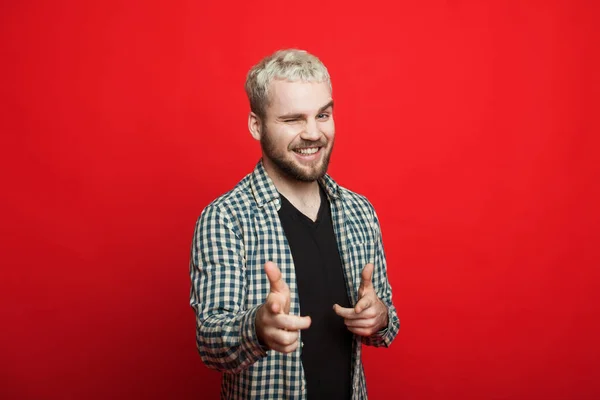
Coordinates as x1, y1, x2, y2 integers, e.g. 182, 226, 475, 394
333, 263, 389, 336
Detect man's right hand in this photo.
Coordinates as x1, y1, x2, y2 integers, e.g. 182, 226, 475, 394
256, 261, 311, 353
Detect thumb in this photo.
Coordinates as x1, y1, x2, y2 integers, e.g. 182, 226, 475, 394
265, 261, 288, 294
354, 296, 373, 314
360, 263, 374, 293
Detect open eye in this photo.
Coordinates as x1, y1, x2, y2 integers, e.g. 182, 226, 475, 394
317, 113, 330, 121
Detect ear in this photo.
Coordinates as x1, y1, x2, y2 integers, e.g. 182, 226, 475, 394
248, 112, 262, 141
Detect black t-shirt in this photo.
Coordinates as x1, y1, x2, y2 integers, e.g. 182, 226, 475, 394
277, 185, 353, 400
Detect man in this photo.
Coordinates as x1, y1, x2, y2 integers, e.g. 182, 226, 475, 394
190, 49, 399, 399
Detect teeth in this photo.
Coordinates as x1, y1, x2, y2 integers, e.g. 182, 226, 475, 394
296, 147, 319, 155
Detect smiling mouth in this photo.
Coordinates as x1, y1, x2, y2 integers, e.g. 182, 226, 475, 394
293, 147, 320, 155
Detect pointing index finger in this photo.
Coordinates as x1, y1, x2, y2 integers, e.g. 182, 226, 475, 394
274, 314, 312, 331
333, 304, 359, 319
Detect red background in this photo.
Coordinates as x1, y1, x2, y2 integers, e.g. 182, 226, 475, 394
2, 1, 599, 399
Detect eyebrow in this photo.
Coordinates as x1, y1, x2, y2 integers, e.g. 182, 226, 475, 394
319, 100, 334, 113
277, 100, 334, 120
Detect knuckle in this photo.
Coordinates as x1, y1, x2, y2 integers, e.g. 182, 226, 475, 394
285, 331, 299, 345
283, 343, 297, 354
272, 331, 285, 344
279, 317, 294, 330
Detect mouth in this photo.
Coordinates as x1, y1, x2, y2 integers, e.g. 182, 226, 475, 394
293, 147, 321, 156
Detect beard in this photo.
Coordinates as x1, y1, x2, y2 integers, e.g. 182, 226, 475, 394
260, 125, 333, 182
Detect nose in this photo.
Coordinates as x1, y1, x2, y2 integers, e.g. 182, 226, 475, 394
301, 119, 321, 141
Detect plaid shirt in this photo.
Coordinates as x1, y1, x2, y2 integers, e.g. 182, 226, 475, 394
190, 161, 400, 399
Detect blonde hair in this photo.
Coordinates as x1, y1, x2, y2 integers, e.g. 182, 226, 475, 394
245, 49, 332, 118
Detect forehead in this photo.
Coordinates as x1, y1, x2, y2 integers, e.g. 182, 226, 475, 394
266, 79, 332, 116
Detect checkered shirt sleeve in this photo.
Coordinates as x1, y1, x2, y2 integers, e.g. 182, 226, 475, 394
190, 204, 268, 373
361, 204, 400, 347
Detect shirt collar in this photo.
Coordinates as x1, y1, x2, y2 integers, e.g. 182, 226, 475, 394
250, 159, 341, 208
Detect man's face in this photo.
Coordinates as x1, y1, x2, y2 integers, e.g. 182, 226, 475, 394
259, 79, 334, 182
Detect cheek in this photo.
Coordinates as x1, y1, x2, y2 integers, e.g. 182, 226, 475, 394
322, 121, 335, 140
265, 125, 291, 144
267, 133, 295, 153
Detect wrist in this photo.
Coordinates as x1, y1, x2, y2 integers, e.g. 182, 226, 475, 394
255, 304, 267, 346
379, 301, 389, 331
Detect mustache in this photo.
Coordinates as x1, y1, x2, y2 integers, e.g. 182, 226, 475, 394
290, 139, 328, 150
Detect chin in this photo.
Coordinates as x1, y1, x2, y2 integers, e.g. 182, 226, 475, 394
279, 161, 327, 182
296, 166, 328, 182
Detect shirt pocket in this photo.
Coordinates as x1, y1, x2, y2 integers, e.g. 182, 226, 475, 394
346, 241, 376, 266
